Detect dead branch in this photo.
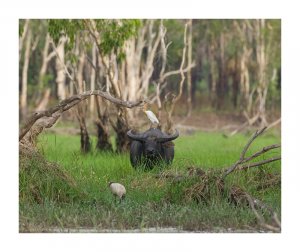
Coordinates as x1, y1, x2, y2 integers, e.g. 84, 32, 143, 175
164, 23, 189, 133
240, 144, 280, 164
224, 113, 259, 137
244, 190, 281, 231
229, 185, 280, 232
19, 90, 144, 141
266, 117, 281, 130
223, 127, 281, 178
238, 156, 281, 171
159, 63, 196, 85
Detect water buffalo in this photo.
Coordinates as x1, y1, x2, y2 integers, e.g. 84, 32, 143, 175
127, 128, 179, 169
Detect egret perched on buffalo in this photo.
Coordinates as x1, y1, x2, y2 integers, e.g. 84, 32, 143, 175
143, 103, 159, 128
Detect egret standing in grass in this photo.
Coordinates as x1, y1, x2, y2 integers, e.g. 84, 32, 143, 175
143, 103, 159, 128
108, 182, 126, 203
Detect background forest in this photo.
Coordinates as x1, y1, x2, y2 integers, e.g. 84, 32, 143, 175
19, 19, 281, 149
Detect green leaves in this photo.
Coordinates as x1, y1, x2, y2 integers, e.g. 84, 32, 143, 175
47, 19, 141, 56
48, 19, 84, 51
95, 19, 141, 55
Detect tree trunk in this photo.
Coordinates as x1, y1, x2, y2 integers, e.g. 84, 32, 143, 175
77, 51, 85, 94
90, 42, 97, 114
35, 88, 51, 112
186, 19, 193, 116
35, 33, 56, 105
240, 45, 251, 112
216, 32, 227, 109
76, 104, 91, 153
19, 19, 29, 60
20, 26, 32, 119
232, 55, 240, 108
95, 97, 113, 152
55, 36, 67, 100
207, 44, 217, 108
115, 116, 130, 153
255, 19, 268, 127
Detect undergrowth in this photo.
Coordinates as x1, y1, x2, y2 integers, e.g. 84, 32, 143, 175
19, 130, 281, 232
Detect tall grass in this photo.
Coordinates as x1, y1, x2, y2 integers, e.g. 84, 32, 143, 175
19, 130, 281, 232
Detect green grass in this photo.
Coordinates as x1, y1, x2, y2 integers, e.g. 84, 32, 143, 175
19, 130, 281, 232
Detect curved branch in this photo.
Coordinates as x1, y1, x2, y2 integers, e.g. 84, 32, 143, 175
19, 90, 144, 141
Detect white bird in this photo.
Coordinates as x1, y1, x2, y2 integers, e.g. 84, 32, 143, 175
143, 103, 159, 127
108, 182, 126, 203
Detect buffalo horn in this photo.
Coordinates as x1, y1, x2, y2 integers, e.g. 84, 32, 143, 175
157, 129, 179, 143
127, 130, 146, 141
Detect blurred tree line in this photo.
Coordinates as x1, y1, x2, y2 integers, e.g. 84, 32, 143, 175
19, 19, 281, 152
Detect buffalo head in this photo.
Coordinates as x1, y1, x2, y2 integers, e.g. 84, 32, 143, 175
127, 128, 179, 169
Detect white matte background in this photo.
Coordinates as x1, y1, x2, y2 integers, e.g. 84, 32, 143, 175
0, 0, 299, 251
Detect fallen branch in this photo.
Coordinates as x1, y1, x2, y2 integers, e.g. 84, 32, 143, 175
238, 156, 281, 171
240, 144, 280, 164
19, 90, 143, 141
223, 127, 266, 177
229, 185, 281, 232
266, 117, 281, 130
245, 190, 281, 232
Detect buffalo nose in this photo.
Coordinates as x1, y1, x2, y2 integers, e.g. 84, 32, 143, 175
147, 148, 155, 155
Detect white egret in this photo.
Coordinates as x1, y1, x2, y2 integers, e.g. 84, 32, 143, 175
143, 103, 159, 127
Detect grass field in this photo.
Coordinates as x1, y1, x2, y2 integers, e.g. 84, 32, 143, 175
19, 129, 281, 232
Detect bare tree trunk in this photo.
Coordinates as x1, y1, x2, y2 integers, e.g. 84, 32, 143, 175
208, 44, 217, 108
240, 45, 251, 112
95, 97, 113, 152
35, 88, 51, 112
74, 43, 91, 153
90, 42, 97, 114
186, 19, 193, 117
113, 114, 131, 153
19, 19, 29, 60
20, 26, 32, 119
35, 34, 56, 106
76, 104, 91, 153
77, 51, 85, 94
216, 32, 226, 109
55, 36, 67, 100
255, 19, 268, 127
231, 54, 240, 108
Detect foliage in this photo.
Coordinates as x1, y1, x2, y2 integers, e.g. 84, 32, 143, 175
47, 19, 141, 55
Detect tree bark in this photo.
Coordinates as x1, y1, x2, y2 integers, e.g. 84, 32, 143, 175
216, 32, 227, 109
35, 88, 51, 112
76, 104, 91, 153
255, 19, 268, 127
207, 44, 217, 108
35, 33, 56, 106
19, 19, 30, 60
89, 42, 97, 114
55, 36, 67, 100
95, 97, 113, 152
186, 19, 193, 117
20, 26, 32, 119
